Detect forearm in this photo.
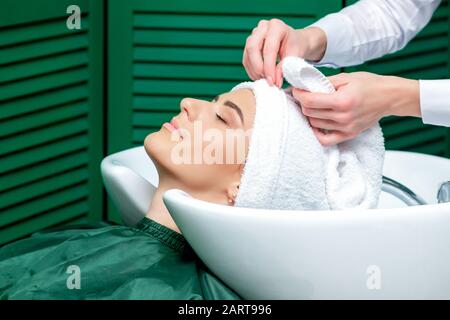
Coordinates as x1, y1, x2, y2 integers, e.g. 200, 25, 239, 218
374, 77, 450, 128
296, 27, 327, 63
383, 76, 421, 118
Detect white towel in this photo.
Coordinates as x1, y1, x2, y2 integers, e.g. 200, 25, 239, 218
283, 56, 385, 209
233, 56, 385, 210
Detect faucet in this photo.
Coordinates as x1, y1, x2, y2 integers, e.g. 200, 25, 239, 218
437, 181, 450, 203
382, 176, 427, 206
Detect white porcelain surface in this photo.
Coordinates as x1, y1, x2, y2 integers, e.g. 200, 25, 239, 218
101, 147, 450, 299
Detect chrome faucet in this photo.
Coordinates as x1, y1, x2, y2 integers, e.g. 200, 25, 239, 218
382, 176, 427, 206
437, 181, 450, 203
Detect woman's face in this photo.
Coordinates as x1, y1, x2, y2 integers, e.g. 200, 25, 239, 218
144, 88, 256, 204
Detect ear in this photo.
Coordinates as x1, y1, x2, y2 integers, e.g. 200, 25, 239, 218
226, 180, 240, 206
225, 163, 244, 205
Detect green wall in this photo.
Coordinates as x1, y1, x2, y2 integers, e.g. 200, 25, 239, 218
0, 0, 104, 244
1, 0, 449, 240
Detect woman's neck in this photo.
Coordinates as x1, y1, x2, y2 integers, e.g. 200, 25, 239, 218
145, 175, 226, 234
145, 183, 181, 234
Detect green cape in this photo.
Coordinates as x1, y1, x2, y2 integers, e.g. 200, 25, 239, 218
0, 217, 241, 300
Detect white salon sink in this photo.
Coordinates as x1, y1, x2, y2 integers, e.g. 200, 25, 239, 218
378, 151, 449, 207
101, 148, 450, 299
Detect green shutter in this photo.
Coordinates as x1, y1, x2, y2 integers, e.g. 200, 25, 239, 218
107, 0, 341, 222
345, 0, 450, 157
0, 0, 104, 244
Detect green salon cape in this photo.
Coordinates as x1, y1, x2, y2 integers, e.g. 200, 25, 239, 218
0, 217, 241, 300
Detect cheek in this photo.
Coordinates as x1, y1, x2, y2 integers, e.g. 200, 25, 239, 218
199, 124, 249, 165
146, 131, 241, 191
221, 132, 250, 165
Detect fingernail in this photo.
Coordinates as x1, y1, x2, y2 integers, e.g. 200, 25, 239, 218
267, 76, 273, 86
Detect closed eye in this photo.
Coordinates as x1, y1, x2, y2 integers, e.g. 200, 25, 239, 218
212, 94, 244, 125
216, 113, 227, 124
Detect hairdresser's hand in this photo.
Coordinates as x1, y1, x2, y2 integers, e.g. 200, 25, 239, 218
293, 72, 420, 146
243, 19, 327, 87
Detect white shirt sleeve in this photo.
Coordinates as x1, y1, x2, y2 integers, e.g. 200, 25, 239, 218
307, 0, 450, 127
308, 0, 441, 68
419, 80, 450, 126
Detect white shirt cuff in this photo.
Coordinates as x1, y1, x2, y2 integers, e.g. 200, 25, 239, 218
419, 80, 450, 127
306, 13, 356, 68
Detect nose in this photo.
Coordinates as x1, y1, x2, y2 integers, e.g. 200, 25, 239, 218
180, 97, 202, 121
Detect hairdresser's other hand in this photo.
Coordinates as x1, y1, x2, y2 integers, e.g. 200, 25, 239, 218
293, 72, 420, 146
243, 19, 327, 87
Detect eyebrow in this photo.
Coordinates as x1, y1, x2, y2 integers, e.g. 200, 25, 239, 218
213, 95, 244, 125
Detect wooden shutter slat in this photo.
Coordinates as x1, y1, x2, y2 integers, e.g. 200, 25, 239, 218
0, 134, 89, 175
0, 150, 88, 191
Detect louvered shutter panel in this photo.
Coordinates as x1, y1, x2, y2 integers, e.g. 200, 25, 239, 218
0, 0, 104, 244
107, 0, 341, 222
345, 0, 450, 157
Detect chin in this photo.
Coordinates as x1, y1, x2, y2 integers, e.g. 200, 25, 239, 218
144, 131, 163, 161
144, 130, 175, 173
144, 132, 156, 157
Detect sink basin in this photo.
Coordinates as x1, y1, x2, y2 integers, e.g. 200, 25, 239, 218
101, 148, 450, 299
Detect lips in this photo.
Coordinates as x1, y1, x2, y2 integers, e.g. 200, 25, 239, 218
163, 117, 183, 139
170, 118, 179, 130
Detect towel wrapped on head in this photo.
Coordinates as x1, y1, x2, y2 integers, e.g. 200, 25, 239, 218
233, 56, 385, 211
